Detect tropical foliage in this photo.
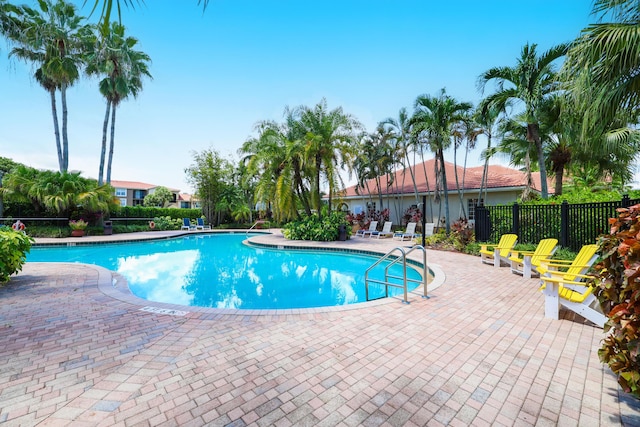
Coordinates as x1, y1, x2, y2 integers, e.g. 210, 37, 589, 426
143, 186, 172, 207
592, 204, 640, 398
0, 226, 33, 283
0, 165, 118, 219
282, 211, 350, 242
185, 148, 245, 226
239, 99, 361, 223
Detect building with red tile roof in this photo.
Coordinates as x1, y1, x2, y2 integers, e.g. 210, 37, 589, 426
110, 180, 198, 209
338, 159, 549, 226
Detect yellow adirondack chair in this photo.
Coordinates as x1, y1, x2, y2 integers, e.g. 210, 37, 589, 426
508, 238, 558, 278
479, 234, 518, 268
538, 244, 605, 327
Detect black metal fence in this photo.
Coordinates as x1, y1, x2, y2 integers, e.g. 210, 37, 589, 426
474, 195, 640, 251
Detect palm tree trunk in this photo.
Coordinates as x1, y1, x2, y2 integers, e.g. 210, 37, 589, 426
98, 100, 111, 186
555, 167, 564, 196
478, 134, 491, 202
453, 141, 466, 220
60, 83, 69, 172
439, 149, 450, 233
527, 123, 548, 199
106, 104, 117, 185
49, 89, 64, 172
522, 152, 533, 201
419, 146, 434, 222
405, 148, 419, 205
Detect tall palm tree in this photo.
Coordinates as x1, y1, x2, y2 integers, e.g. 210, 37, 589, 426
410, 89, 472, 232
86, 0, 210, 34
359, 125, 395, 213
382, 108, 421, 205
478, 42, 569, 199
564, 0, 640, 128
239, 118, 312, 222
297, 99, 361, 217
85, 21, 151, 185
475, 102, 501, 202
9, 0, 91, 172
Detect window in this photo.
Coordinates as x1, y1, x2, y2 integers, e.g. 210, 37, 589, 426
119, 198, 127, 207
115, 188, 127, 197
133, 190, 146, 199
180, 201, 190, 209
467, 199, 483, 221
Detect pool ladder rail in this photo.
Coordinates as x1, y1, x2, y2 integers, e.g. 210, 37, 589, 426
364, 245, 429, 304
246, 220, 271, 235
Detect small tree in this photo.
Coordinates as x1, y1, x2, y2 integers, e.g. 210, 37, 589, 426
593, 204, 640, 398
143, 186, 172, 207
185, 148, 235, 226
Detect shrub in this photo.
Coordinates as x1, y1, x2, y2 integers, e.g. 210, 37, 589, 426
592, 204, 640, 398
0, 226, 34, 283
450, 218, 474, 251
283, 212, 350, 241
152, 216, 182, 231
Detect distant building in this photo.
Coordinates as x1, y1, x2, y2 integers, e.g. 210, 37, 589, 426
111, 180, 198, 209
337, 159, 550, 226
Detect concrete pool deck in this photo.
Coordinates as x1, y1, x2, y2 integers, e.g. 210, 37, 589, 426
1, 230, 639, 426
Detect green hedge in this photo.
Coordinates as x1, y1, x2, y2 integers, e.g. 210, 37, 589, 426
111, 206, 202, 220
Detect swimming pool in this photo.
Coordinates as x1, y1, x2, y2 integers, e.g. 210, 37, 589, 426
27, 234, 423, 310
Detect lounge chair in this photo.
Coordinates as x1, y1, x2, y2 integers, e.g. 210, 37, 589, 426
538, 244, 605, 327
356, 221, 378, 237
181, 218, 195, 231
508, 238, 558, 278
371, 221, 393, 239
479, 233, 518, 267
393, 222, 420, 241
424, 223, 435, 237
196, 218, 211, 230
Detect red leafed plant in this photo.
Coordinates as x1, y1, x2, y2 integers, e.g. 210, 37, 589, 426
592, 204, 640, 398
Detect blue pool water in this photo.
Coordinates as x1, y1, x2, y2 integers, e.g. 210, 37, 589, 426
27, 234, 422, 310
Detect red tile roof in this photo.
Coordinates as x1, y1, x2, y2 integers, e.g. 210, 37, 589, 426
342, 159, 548, 197
110, 180, 180, 193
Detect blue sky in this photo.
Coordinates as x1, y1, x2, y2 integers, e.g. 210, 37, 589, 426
1, 0, 595, 193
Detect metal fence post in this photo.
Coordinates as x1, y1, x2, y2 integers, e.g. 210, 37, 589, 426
560, 200, 569, 248
622, 194, 631, 208
512, 202, 520, 235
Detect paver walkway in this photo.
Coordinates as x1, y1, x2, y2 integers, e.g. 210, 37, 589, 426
1, 231, 639, 426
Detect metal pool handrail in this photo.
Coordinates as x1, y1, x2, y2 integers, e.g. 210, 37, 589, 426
364, 244, 429, 304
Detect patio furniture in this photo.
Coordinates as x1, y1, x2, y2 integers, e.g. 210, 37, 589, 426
356, 221, 378, 237
196, 218, 211, 230
508, 238, 558, 278
479, 234, 518, 267
371, 221, 393, 239
393, 222, 420, 241
181, 218, 196, 231
538, 244, 605, 327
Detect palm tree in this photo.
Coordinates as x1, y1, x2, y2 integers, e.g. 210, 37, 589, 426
382, 108, 421, 205
359, 125, 395, 213
478, 42, 569, 199
564, 0, 640, 128
86, 0, 210, 34
296, 99, 361, 217
410, 89, 472, 232
239, 117, 311, 222
9, 0, 91, 173
475, 102, 501, 202
85, 21, 151, 185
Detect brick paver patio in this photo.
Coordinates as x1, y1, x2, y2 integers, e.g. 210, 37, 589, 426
1, 231, 639, 426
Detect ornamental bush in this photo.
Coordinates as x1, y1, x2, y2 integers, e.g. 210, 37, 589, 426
283, 212, 350, 241
592, 204, 640, 398
0, 226, 34, 283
